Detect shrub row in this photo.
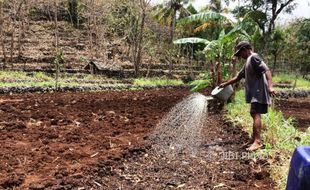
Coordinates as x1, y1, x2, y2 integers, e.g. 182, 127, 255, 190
276, 90, 310, 99
0, 85, 191, 94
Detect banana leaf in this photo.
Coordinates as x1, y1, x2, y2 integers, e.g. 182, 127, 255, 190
173, 37, 210, 44
178, 11, 233, 25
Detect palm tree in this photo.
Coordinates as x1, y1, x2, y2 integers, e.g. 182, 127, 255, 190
154, 0, 192, 43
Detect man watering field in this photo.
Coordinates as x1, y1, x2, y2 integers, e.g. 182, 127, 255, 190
220, 41, 276, 151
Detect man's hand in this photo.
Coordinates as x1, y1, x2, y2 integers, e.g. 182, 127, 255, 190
219, 76, 239, 88
219, 82, 227, 88
268, 87, 276, 96
232, 56, 238, 65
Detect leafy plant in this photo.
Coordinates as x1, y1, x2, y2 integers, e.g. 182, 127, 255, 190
174, 12, 253, 86
190, 72, 211, 91
53, 48, 65, 89
67, 0, 81, 27
33, 72, 52, 81
133, 78, 183, 86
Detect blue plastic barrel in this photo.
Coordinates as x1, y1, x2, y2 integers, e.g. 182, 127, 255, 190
286, 146, 310, 190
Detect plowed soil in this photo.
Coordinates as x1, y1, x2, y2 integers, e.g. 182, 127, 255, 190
276, 97, 310, 130
0, 89, 274, 189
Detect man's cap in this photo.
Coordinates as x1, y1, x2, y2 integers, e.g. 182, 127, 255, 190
234, 41, 251, 57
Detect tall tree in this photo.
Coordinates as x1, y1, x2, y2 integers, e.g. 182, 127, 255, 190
0, 0, 7, 69
68, 0, 80, 28
232, 0, 296, 35
269, 28, 285, 72
133, 0, 151, 77
154, 0, 192, 43
232, 0, 296, 57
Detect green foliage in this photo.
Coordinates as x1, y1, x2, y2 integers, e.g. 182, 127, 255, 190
173, 37, 209, 44
173, 9, 256, 87
0, 71, 29, 80
33, 72, 52, 81
296, 19, 310, 73
105, 0, 139, 37
0, 71, 52, 83
53, 48, 65, 89
153, 0, 192, 26
53, 48, 65, 66
273, 74, 310, 89
225, 90, 310, 189
178, 11, 232, 25
174, 9, 257, 57
67, 0, 80, 27
133, 78, 183, 86
281, 18, 310, 75
186, 4, 197, 14
0, 71, 118, 88
269, 28, 285, 55
79, 56, 88, 63
190, 72, 211, 91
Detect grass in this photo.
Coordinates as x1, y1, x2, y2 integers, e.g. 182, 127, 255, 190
225, 90, 310, 189
33, 72, 53, 81
0, 81, 80, 88
0, 71, 103, 88
273, 73, 310, 89
133, 78, 184, 86
0, 71, 185, 89
0, 71, 30, 80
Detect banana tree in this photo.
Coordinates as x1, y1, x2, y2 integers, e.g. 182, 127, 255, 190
174, 11, 253, 89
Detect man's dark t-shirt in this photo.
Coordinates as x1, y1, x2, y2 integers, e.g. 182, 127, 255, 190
237, 53, 271, 105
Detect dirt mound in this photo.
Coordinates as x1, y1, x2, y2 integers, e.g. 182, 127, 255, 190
276, 96, 310, 130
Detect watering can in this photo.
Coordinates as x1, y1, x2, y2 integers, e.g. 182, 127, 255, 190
211, 85, 234, 101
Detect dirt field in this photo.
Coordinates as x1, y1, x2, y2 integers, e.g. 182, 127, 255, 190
276, 97, 310, 130
0, 89, 274, 189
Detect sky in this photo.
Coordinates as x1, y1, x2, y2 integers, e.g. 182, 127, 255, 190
150, 0, 310, 24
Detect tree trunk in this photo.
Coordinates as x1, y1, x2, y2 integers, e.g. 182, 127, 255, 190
0, 1, 7, 69
216, 61, 222, 85
210, 60, 216, 88
135, 12, 145, 77
230, 58, 238, 101
9, 28, 15, 68
169, 8, 176, 44
68, 0, 79, 28
54, 0, 59, 89
88, 0, 95, 61
55, 0, 59, 52
17, 19, 25, 61
1, 36, 6, 69
272, 53, 277, 73
190, 44, 194, 76
17, 0, 27, 61
135, 0, 148, 77
88, 17, 93, 60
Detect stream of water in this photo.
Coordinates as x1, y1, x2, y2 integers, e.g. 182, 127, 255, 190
151, 93, 209, 156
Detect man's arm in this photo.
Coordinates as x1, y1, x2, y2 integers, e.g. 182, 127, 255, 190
265, 70, 276, 96
219, 76, 241, 88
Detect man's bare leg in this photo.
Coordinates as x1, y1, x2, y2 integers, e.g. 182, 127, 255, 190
246, 113, 263, 151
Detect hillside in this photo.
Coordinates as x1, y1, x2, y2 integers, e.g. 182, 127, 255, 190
0, 0, 204, 78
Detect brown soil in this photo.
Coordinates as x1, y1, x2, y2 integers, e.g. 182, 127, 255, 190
0, 89, 274, 189
275, 97, 310, 130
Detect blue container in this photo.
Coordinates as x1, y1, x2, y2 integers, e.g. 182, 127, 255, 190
286, 146, 310, 190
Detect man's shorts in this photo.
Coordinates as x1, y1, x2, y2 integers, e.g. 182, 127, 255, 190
250, 102, 268, 114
